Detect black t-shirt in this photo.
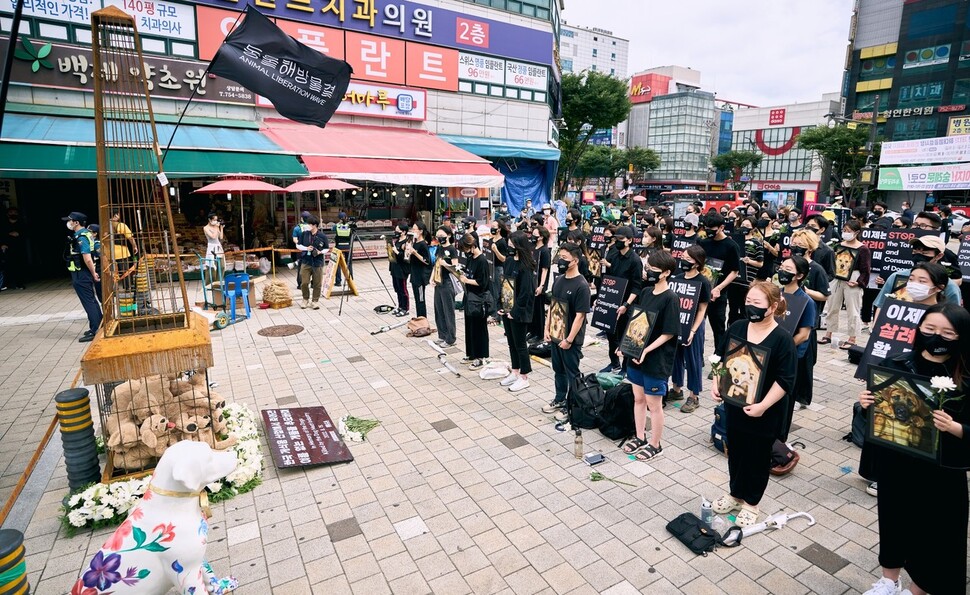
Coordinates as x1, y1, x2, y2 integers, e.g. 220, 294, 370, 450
633, 288, 680, 379
814, 242, 836, 281
534, 246, 551, 290
942, 248, 963, 281
435, 244, 459, 282
409, 240, 431, 285
717, 321, 797, 437
699, 236, 741, 287
551, 274, 591, 346
464, 253, 490, 294
502, 257, 536, 322
492, 237, 509, 266
390, 238, 410, 279
605, 247, 643, 302
672, 271, 712, 304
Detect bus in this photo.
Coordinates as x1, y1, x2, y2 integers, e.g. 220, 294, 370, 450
660, 190, 750, 217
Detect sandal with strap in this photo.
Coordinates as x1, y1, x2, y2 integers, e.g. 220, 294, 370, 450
735, 505, 760, 527
712, 494, 742, 515
817, 336, 832, 345
622, 437, 648, 455
634, 444, 663, 461
839, 340, 856, 350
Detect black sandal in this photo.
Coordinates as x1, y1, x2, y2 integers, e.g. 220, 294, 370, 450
622, 437, 648, 455
817, 336, 832, 345
634, 444, 663, 461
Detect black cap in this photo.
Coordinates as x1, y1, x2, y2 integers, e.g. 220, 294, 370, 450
614, 225, 634, 240
62, 211, 87, 222
88, 224, 100, 233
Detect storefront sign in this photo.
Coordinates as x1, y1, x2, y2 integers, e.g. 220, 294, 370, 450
105, 0, 196, 40
1, 0, 97, 25
947, 116, 970, 136
192, 0, 554, 65
261, 406, 354, 468
345, 30, 406, 85
591, 275, 628, 334
275, 17, 346, 60
879, 134, 970, 166
0, 36, 254, 104
256, 80, 425, 120
458, 51, 504, 85
854, 299, 928, 380
753, 181, 819, 191
860, 228, 939, 289
669, 277, 702, 343
768, 108, 785, 126
902, 44, 951, 69
505, 59, 547, 91
878, 163, 970, 191
628, 72, 670, 104
404, 41, 458, 92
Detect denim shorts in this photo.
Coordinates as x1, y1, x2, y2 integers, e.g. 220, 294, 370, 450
626, 367, 667, 397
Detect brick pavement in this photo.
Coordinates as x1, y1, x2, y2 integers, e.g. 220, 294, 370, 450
1, 269, 966, 594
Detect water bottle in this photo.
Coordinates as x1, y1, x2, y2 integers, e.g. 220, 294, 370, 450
574, 430, 583, 459
700, 497, 714, 528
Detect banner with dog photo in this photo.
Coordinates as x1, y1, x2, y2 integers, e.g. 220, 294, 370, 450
619, 306, 657, 359
500, 277, 515, 313
833, 246, 860, 282
718, 338, 771, 408
866, 365, 939, 463
548, 296, 568, 343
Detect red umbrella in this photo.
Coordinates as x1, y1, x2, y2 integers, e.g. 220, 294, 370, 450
283, 176, 360, 193
192, 175, 285, 248
632, 195, 647, 203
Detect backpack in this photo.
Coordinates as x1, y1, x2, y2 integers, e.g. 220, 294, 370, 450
710, 404, 728, 455
769, 440, 800, 476
568, 373, 606, 429
843, 402, 867, 448
528, 341, 552, 358
599, 382, 636, 441
406, 317, 434, 338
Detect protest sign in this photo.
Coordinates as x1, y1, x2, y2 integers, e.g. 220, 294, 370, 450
668, 277, 703, 343
589, 225, 608, 253
778, 291, 810, 337
854, 298, 929, 379
957, 236, 970, 283
671, 221, 696, 261
860, 228, 939, 288
591, 275, 628, 333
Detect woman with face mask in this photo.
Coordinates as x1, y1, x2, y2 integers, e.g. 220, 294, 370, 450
498, 232, 537, 392
488, 221, 510, 325
388, 223, 411, 317
407, 222, 433, 318
890, 262, 947, 306
857, 304, 970, 595
777, 256, 818, 438
529, 227, 552, 341
730, 217, 763, 324
431, 226, 459, 348
710, 281, 797, 528
670, 245, 711, 414
457, 233, 491, 370
820, 220, 871, 349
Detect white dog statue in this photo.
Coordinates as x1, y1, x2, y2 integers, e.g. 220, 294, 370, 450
73, 440, 239, 594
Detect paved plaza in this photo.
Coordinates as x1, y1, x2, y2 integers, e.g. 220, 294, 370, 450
0, 267, 966, 594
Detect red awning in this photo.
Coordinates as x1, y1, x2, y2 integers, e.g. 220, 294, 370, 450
261, 119, 504, 188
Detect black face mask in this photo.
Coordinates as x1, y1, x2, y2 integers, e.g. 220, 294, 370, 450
678, 259, 694, 272
790, 246, 807, 257
777, 270, 796, 286
566, 219, 574, 225
920, 330, 957, 357
745, 305, 769, 322
911, 253, 930, 266
643, 270, 661, 286
756, 220, 770, 230
874, 210, 884, 217
556, 259, 570, 275
706, 227, 720, 235
741, 228, 752, 236
436, 236, 448, 243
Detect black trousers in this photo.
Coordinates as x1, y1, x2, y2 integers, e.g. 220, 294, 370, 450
861, 287, 879, 324
392, 276, 409, 311
727, 283, 747, 325
464, 308, 489, 359
707, 296, 728, 353
726, 421, 775, 506
411, 281, 427, 318
528, 292, 546, 338
504, 318, 531, 374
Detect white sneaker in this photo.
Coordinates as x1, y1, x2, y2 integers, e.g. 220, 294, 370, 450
866, 482, 878, 497
301, 300, 309, 309
863, 577, 901, 595
508, 378, 530, 392
499, 372, 518, 387
311, 302, 320, 310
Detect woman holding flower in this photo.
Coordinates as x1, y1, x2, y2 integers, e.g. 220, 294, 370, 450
857, 303, 970, 595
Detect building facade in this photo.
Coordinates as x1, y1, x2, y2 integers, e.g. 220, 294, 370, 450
558, 22, 628, 78
731, 94, 841, 209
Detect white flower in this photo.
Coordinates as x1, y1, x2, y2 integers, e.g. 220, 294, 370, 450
206, 481, 223, 493
931, 376, 958, 392
709, 355, 721, 365
68, 494, 82, 507
68, 510, 89, 527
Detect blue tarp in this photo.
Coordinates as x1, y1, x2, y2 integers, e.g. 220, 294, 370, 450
495, 159, 557, 216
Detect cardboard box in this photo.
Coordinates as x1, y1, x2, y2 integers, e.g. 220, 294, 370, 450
208, 275, 266, 310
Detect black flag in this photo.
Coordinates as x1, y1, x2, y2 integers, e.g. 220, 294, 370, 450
209, 6, 353, 128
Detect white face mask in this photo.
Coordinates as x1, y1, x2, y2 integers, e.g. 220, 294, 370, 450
66, 221, 74, 231
905, 282, 932, 301
841, 231, 855, 241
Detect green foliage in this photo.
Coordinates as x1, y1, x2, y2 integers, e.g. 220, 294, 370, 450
796, 125, 881, 201
711, 150, 763, 191
574, 145, 660, 195
556, 71, 633, 198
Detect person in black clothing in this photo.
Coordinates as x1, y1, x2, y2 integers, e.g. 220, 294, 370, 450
296, 215, 330, 310
431, 226, 459, 348
602, 226, 644, 374
699, 213, 741, 358
541, 243, 591, 417
0, 208, 26, 289
498, 231, 536, 393
407, 222, 432, 318
857, 303, 970, 595
487, 221, 510, 324
564, 230, 592, 282
805, 215, 835, 281
729, 217, 761, 324
710, 281, 797, 528
529, 227, 552, 341
618, 250, 680, 461
457, 234, 491, 370
388, 224, 411, 316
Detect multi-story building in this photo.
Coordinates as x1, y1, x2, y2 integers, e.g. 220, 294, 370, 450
0, 0, 562, 276
644, 90, 717, 190
558, 22, 628, 78
625, 66, 702, 151
731, 94, 842, 209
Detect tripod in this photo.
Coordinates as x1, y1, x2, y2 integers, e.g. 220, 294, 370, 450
335, 232, 397, 317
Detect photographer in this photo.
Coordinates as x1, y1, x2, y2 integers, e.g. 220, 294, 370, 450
203, 213, 225, 270
297, 215, 329, 310
334, 212, 354, 286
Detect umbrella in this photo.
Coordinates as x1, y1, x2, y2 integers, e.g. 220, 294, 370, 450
283, 176, 360, 193
632, 196, 647, 203
193, 175, 285, 248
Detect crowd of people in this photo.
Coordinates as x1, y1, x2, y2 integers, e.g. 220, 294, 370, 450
369, 196, 968, 595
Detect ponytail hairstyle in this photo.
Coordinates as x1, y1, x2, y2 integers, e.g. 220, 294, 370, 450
685, 244, 707, 271
509, 231, 536, 270
748, 280, 788, 319
534, 226, 550, 247
412, 221, 431, 243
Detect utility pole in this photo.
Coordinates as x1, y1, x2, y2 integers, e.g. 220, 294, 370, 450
860, 94, 880, 207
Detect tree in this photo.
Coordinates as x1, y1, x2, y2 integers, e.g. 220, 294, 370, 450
796, 125, 881, 203
624, 146, 661, 180
711, 150, 763, 191
556, 71, 632, 199
573, 145, 660, 196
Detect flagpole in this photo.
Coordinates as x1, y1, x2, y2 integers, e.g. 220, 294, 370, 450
0, 0, 27, 138
160, 6, 248, 164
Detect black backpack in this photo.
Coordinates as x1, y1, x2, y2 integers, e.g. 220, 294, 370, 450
843, 402, 867, 448
568, 373, 606, 429
710, 404, 728, 455
599, 383, 636, 441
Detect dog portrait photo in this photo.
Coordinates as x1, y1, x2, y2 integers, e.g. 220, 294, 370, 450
718, 338, 770, 408
619, 306, 656, 359
500, 278, 515, 313
588, 249, 602, 278
867, 365, 939, 462
834, 246, 859, 281
548, 297, 567, 343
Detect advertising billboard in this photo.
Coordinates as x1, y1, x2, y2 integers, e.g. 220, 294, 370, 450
880, 135, 970, 165
878, 163, 970, 191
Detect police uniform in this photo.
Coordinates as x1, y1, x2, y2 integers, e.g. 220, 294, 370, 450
334, 215, 353, 285
63, 212, 102, 338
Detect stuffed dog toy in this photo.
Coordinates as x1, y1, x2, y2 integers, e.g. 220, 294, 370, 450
873, 385, 927, 448
726, 354, 757, 404
177, 414, 237, 451
74, 440, 238, 594
140, 414, 177, 458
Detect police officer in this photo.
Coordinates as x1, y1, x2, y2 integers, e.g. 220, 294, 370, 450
291, 211, 311, 289
334, 211, 353, 286
64, 212, 102, 342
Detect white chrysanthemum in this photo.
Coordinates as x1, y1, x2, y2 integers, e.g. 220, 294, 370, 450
931, 376, 958, 392
709, 355, 721, 365
68, 509, 89, 527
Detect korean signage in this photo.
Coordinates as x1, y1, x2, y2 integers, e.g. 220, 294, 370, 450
947, 115, 970, 136
0, 37, 254, 104
458, 51, 504, 85
591, 275, 628, 334
854, 299, 928, 380
191, 0, 554, 65
768, 108, 786, 126
259, 80, 426, 120
1, 0, 97, 25
852, 106, 942, 120
879, 134, 970, 166
261, 407, 354, 468
505, 59, 547, 91
105, 0, 196, 40
877, 163, 970, 191
957, 236, 970, 283
668, 277, 702, 343
860, 228, 940, 288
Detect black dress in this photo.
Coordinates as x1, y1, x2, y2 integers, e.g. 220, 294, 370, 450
463, 253, 491, 360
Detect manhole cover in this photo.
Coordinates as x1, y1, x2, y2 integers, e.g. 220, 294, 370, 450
258, 325, 305, 337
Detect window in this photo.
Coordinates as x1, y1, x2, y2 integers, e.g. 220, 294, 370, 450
561, 29, 574, 38
612, 40, 616, 46
592, 49, 597, 57
593, 36, 598, 41
610, 68, 615, 76
591, 64, 597, 71
562, 58, 573, 72
907, 5, 958, 40
611, 53, 616, 61
897, 81, 945, 107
